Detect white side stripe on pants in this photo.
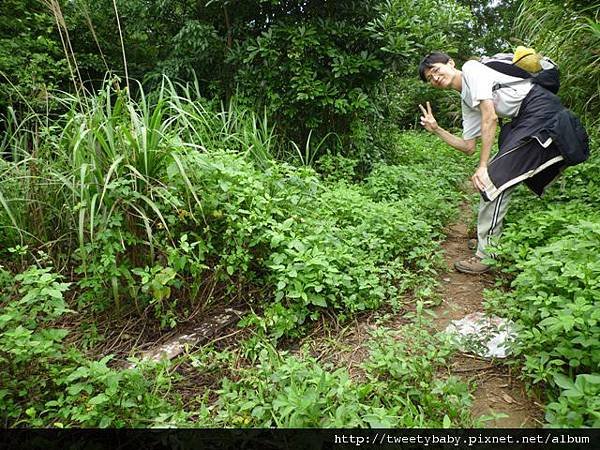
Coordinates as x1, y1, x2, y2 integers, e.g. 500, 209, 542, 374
476, 186, 516, 259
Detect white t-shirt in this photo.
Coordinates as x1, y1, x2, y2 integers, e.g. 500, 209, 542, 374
461, 60, 533, 140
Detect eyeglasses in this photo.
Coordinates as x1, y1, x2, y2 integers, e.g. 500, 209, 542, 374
426, 66, 441, 84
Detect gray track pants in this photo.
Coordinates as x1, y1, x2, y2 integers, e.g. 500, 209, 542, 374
475, 185, 516, 259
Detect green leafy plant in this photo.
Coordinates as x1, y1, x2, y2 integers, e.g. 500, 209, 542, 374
132, 265, 179, 328
362, 326, 473, 427
545, 373, 600, 428
0, 265, 187, 427
202, 326, 472, 427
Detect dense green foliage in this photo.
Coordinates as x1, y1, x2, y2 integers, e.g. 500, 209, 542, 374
457, 0, 522, 55
514, 0, 600, 121
0, 79, 474, 426
198, 327, 472, 427
0, 0, 473, 151
1, 0, 598, 430
233, 0, 472, 146
0, 262, 473, 428
479, 1, 600, 427
0, 80, 469, 337
0, 0, 69, 114
0, 265, 187, 427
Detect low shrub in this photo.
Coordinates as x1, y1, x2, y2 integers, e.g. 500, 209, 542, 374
169, 132, 470, 339
200, 325, 472, 427
545, 374, 600, 428
0, 265, 187, 427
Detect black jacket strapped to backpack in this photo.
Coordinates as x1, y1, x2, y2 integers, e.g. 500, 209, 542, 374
480, 84, 590, 202
498, 84, 589, 167
482, 54, 590, 166
475, 55, 590, 202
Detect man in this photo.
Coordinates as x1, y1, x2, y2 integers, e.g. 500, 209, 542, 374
417, 52, 588, 274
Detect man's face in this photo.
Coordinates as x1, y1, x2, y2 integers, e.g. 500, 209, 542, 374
424, 62, 456, 89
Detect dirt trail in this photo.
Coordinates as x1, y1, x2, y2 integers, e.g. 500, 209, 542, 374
434, 202, 542, 427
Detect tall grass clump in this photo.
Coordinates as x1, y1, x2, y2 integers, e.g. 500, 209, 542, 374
0, 77, 279, 317
514, 0, 600, 123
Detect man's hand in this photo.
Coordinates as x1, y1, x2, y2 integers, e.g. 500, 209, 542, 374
471, 166, 488, 192
418, 102, 438, 132
417, 102, 476, 155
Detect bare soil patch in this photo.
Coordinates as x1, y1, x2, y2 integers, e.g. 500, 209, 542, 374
300, 312, 381, 381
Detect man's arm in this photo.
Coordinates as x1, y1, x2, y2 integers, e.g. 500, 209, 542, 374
432, 127, 476, 155
477, 99, 498, 167
419, 102, 476, 155
471, 99, 498, 191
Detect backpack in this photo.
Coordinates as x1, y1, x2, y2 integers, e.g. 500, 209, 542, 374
480, 52, 560, 94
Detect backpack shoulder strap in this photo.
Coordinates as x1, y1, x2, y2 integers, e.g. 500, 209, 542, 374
484, 61, 532, 80
481, 54, 533, 92
483, 53, 560, 93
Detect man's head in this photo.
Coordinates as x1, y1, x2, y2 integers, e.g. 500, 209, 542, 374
419, 52, 459, 89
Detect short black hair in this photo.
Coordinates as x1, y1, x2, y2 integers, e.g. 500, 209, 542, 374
418, 52, 451, 82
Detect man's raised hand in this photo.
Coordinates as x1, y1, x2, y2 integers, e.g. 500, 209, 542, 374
419, 101, 438, 132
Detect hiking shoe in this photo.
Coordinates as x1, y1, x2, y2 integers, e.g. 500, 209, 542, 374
467, 238, 477, 250
454, 256, 490, 274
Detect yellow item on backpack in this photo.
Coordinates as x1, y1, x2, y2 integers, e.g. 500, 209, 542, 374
513, 46, 542, 73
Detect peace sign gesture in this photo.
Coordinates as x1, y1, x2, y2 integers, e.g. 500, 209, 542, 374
419, 101, 438, 132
